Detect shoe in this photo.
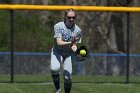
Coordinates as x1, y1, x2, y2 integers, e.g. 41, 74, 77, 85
54, 88, 61, 93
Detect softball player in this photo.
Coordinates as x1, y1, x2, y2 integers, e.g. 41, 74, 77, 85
51, 8, 81, 93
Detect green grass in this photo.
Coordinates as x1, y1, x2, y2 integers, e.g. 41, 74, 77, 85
1, 75, 140, 93
1, 74, 140, 83
0, 83, 140, 93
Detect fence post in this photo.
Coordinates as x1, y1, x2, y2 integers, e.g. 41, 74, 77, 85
125, 0, 131, 84
126, 12, 130, 84
10, 10, 14, 83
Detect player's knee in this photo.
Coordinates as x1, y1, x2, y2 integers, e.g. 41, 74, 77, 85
51, 70, 59, 75
64, 70, 72, 83
51, 73, 60, 82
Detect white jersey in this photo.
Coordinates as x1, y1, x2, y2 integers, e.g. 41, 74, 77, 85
53, 21, 81, 52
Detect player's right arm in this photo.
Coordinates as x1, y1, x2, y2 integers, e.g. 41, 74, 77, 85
56, 37, 71, 45
54, 23, 71, 46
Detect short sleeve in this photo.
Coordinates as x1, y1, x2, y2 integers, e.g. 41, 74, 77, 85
54, 24, 62, 38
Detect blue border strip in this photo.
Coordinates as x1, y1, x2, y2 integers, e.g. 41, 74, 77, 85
92, 53, 140, 57
1, 52, 140, 57
0, 52, 50, 56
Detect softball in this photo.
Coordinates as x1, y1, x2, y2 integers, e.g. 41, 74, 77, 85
80, 49, 86, 56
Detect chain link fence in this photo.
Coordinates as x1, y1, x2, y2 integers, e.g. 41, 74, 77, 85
0, 9, 140, 83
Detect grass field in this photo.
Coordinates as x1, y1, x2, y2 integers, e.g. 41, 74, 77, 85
1, 75, 140, 84
1, 75, 140, 93
0, 83, 140, 93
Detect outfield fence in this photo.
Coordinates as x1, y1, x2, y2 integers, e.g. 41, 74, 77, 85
0, 5, 140, 84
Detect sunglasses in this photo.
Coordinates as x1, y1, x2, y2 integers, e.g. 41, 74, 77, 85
67, 16, 76, 19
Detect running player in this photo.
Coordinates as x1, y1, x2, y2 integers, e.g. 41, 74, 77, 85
51, 8, 82, 93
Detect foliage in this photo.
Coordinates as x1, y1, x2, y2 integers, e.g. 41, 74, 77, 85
0, 10, 10, 51
0, 10, 55, 52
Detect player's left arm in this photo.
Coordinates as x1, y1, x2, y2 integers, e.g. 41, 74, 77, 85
71, 31, 82, 52
72, 31, 89, 61
71, 30, 82, 45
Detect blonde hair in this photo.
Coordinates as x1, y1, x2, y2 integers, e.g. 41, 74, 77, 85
64, 8, 76, 18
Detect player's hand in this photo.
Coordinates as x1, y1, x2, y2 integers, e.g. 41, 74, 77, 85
71, 36, 77, 45
71, 44, 77, 52
70, 36, 80, 46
